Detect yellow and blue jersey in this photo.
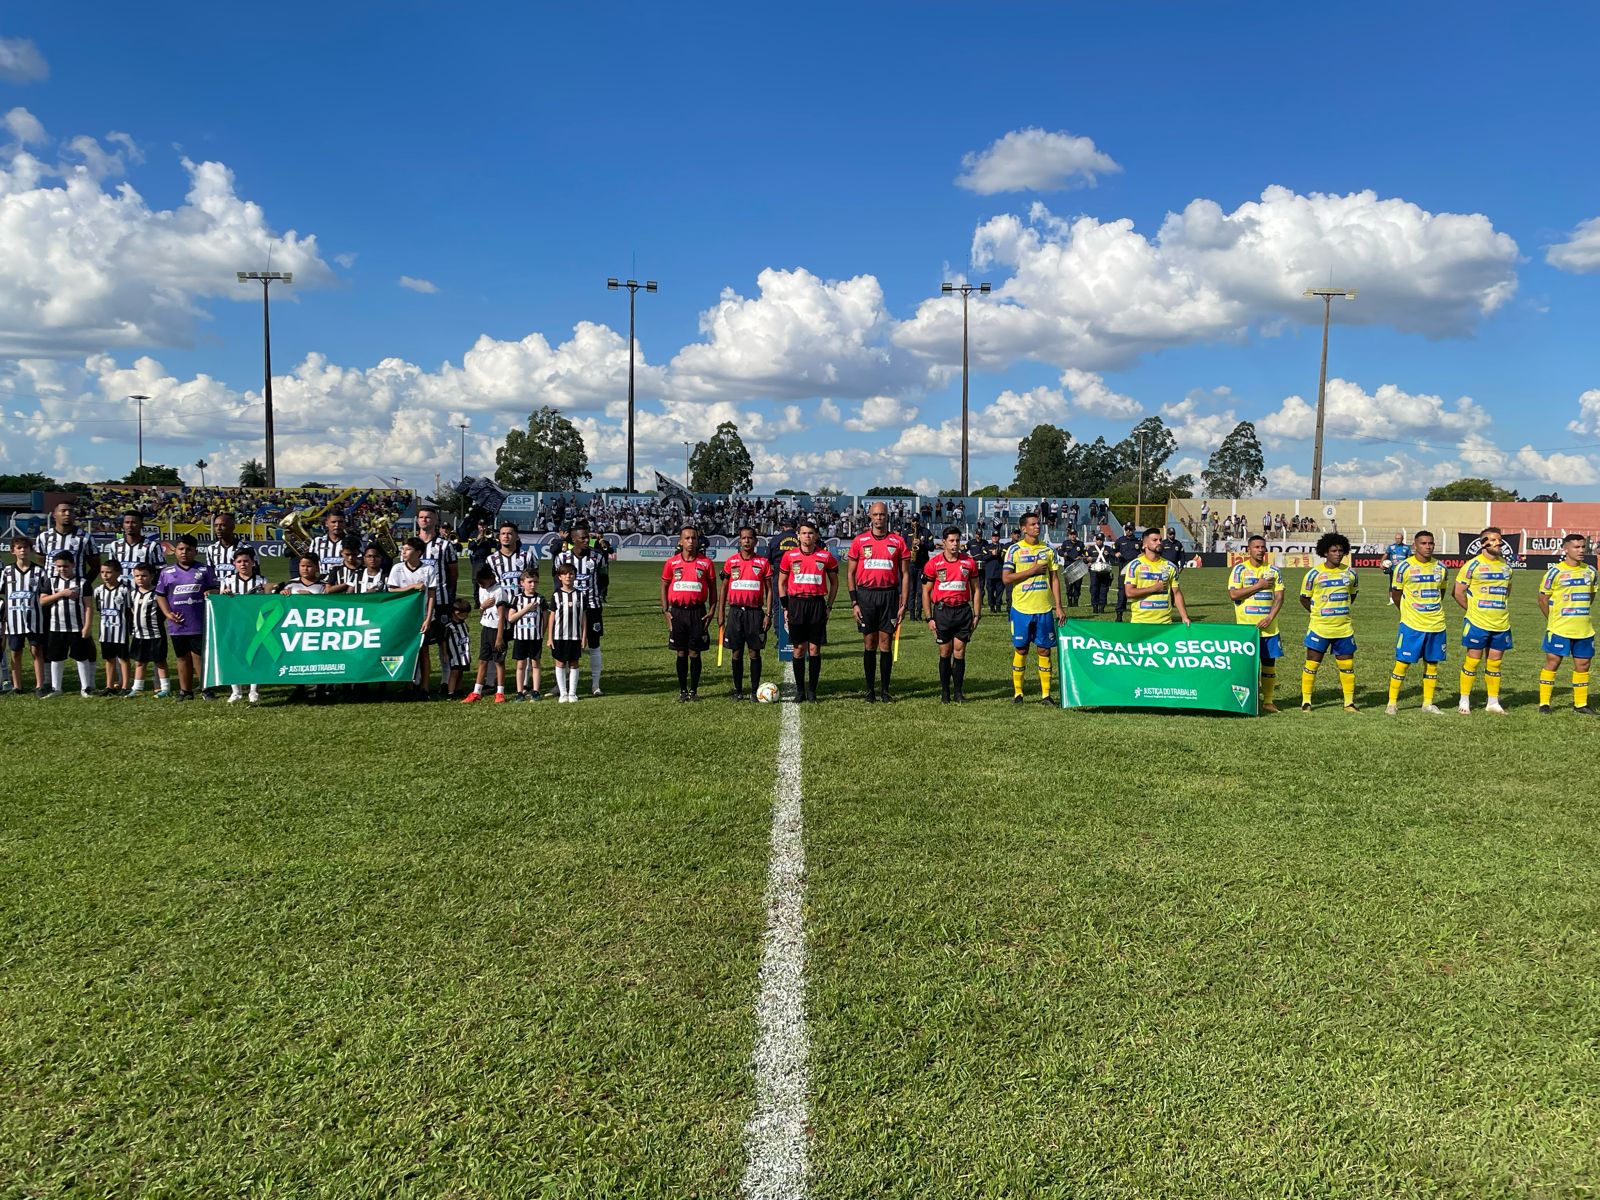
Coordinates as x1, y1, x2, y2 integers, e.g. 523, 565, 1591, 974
1456, 554, 1512, 633
1005, 540, 1058, 615
1228, 560, 1282, 636
1122, 554, 1180, 624
1392, 555, 1448, 633
1301, 561, 1359, 639
1540, 561, 1597, 640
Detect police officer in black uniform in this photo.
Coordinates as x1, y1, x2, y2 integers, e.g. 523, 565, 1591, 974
982, 533, 1006, 613
1085, 532, 1115, 613
1057, 530, 1085, 608
1112, 526, 1140, 621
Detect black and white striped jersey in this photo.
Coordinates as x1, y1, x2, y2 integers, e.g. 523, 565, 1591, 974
44, 575, 87, 633
34, 527, 97, 576
549, 589, 585, 641
204, 538, 248, 582
508, 592, 544, 640
130, 589, 164, 640
552, 549, 603, 608
417, 534, 458, 605
110, 536, 165, 577
487, 548, 532, 593
95, 580, 133, 642
356, 569, 388, 594
308, 534, 355, 580
221, 574, 266, 595
442, 618, 472, 670
1, 563, 45, 635
334, 565, 362, 591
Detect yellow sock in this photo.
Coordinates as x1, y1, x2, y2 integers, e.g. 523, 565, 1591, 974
1539, 667, 1557, 707
1011, 649, 1025, 696
1038, 655, 1052, 698
1575, 670, 1590, 709
1459, 658, 1479, 698
1422, 665, 1438, 707
1337, 657, 1356, 706
1388, 660, 1408, 706
1485, 664, 1501, 700
1301, 660, 1317, 705
1260, 664, 1276, 704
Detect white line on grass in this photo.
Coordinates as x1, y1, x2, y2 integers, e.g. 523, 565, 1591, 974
741, 694, 810, 1199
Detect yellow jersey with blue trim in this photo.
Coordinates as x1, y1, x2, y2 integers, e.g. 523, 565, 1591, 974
1228, 560, 1282, 636
1004, 539, 1058, 615
1391, 555, 1448, 633
1300, 560, 1359, 639
1122, 554, 1180, 624
1540, 560, 1597, 639
1455, 553, 1512, 633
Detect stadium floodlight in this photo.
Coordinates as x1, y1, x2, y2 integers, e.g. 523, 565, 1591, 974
237, 270, 294, 487
128, 394, 150, 470
608, 276, 659, 493
1303, 286, 1358, 500
940, 281, 992, 496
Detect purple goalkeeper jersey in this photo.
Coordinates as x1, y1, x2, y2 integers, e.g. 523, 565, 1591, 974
155, 562, 218, 635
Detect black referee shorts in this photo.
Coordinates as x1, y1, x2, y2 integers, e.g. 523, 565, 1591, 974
668, 606, 711, 653
854, 587, 900, 635
723, 605, 767, 652
931, 603, 977, 646
785, 596, 829, 646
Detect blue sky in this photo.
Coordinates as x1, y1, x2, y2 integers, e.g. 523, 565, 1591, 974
3, 2, 1599, 497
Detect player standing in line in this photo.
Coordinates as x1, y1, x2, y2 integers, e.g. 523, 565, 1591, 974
487, 520, 532, 593
34, 499, 99, 580
461, 564, 510, 704
413, 504, 459, 697
1536, 533, 1596, 716
778, 519, 839, 703
1002, 512, 1063, 704
3, 533, 48, 696
387, 535, 439, 701
846, 501, 910, 703
221, 548, 267, 704
111, 511, 165, 578
922, 526, 981, 703
719, 525, 772, 701
504, 567, 545, 701
553, 522, 607, 696
1227, 534, 1284, 712
127, 562, 171, 698
546, 561, 587, 704
1383, 532, 1408, 605
1299, 532, 1360, 713
1123, 527, 1191, 628
41, 551, 95, 697
93, 560, 133, 697
1386, 530, 1449, 716
661, 525, 718, 702
1453, 526, 1512, 715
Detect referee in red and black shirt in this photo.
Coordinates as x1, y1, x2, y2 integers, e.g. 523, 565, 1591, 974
777, 520, 838, 703
660, 525, 718, 702
846, 501, 910, 703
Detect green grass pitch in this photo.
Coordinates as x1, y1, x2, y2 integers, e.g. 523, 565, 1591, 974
3, 562, 1597, 1196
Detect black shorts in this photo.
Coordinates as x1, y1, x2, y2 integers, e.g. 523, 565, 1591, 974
100, 640, 129, 660
723, 605, 767, 652
854, 587, 900, 635
785, 596, 829, 646
425, 610, 450, 645
6, 632, 42, 653
45, 631, 95, 662
551, 638, 582, 664
932, 604, 977, 645
512, 637, 543, 661
668, 606, 711, 653
171, 633, 204, 658
584, 605, 604, 645
478, 626, 506, 663
130, 636, 167, 664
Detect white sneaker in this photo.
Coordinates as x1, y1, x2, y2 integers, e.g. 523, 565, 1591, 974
1457, 700, 1471, 714
1486, 700, 1506, 715
248, 691, 259, 704
591, 687, 603, 697
227, 694, 241, 704
1385, 703, 1398, 715
1421, 704, 1442, 715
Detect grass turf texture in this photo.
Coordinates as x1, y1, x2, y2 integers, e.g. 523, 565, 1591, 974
4, 562, 1599, 1195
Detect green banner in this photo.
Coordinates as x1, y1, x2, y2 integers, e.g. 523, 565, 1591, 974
202, 591, 426, 687
1057, 620, 1259, 714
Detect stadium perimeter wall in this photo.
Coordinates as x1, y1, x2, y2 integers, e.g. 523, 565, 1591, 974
1171, 497, 1600, 548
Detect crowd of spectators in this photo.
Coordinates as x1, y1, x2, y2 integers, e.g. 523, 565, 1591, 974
86, 486, 413, 529
1192, 505, 1323, 549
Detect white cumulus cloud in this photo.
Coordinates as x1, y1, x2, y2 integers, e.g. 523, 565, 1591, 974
1567, 388, 1600, 436
956, 128, 1121, 194
4, 106, 45, 145
1060, 368, 1142, 418
1257, 379, 1483, 445
1547, 217, 1600, 274
0, 36, 48, 83
398, 275, 438, 294
844, 395, 918, 432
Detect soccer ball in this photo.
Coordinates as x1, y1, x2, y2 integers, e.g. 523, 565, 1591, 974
755, 682, 780, 704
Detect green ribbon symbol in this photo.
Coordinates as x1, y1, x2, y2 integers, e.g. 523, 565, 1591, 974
246, 598, 287, 663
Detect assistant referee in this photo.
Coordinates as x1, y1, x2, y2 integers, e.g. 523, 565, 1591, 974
846, 501, 909, 703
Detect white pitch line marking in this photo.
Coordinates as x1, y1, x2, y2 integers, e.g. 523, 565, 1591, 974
741, 693, 810, 1199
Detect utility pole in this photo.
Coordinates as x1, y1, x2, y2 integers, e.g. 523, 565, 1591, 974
940, 281, 990, 495
607, 277, 658, 493
455, 421, 469, 481
128, 394, 149, 470
237, 270, 293, 487
683, 440, 692, 484
1135, 427, 1145, 532
1303, 287, 1357, 500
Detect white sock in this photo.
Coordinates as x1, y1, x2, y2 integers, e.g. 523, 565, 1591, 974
131, 679, 144, 693
589, 647, 602, 690
566, 666, 579, 697
495, 684, 504, 695
554, 667, 568, 699
157, 671, 169, 689
249, 685, 259, 699
230, 685, 242, 699
51, 661, 65, 691
78, 660, 94, 692
472, 682, 484, 695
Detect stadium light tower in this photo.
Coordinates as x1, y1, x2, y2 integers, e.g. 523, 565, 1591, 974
941, 281, 990, 496
607, 277, 658, 493
1304, 286, 1357, 500
237, 270, 293, 488
455, 420, 469, 481
128, 394, 150, 469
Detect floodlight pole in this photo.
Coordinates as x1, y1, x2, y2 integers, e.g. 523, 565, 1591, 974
128, 394, 150, 469
237, 270, 293, 488
1304, 287, 1357, 500
941, 281, 990, 495
608, 277, 658, 493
